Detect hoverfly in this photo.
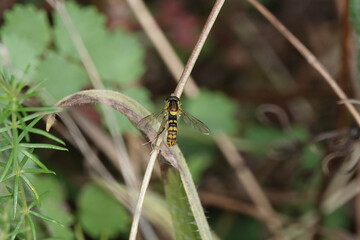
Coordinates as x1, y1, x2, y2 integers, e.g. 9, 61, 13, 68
137, 96, 210, 147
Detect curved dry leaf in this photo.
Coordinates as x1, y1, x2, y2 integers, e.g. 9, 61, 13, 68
46, 89, 179, 168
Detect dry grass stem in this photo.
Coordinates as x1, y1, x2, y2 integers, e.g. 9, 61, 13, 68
125, 0, 199, 97
129, 137, 163, 240
173, 0, 225, 98
199, 191, 262, 219
46, 0, 103, 89
246, 0, 360, 126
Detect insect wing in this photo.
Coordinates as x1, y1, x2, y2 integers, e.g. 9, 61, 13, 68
180, 110, 210, 135
137, 110, 165, 130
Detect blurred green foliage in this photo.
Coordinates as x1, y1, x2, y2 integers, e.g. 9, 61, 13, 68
1, 5, 50, 58
184, 90, 239, 134
77, 183, 130, 238
0, 2, 145, 101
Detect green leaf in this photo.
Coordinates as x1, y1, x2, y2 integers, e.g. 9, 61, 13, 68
53, 1, 107, 59
31, 176, 74, 239
0, 194, 12, 203
164, 168, 201, 240
77, 183, 130, 238
17, 116, 44, 143
1, 4, 50, 54
22, 168, 56, 175
13, 175, 19, 217
10, 215, 24, 240
54, 1, 144, 84
0, 149, 14, 182
30, 210, 65, 227
90, 30, 145, 83
34, 52, 88, 100
0, 126, 12, 134
0, 145, 12, 152
1, 128, 12, 141
21, 111, 56, 122
26, 214, 37, 240
1, 34, 39, 72
1, 172, 16, 183
21, 174, 41, 206
183, 90, 238, 134
27, 128, 66, 145
20, 148, 50, 171
20, 143, 67, 151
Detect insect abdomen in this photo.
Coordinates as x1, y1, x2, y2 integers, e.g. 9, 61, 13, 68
167, 115, 177, 147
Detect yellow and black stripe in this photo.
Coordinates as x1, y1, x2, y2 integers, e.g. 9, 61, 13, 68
167, 111, 178, 146
165, 96, 180, 147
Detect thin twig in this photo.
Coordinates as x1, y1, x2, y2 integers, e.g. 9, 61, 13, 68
129, 137, 163, 240
47, 0, 103, 89
173, 0, 225, 99
199, 190, 262, 219
125, 0, 199, 97
337, 0, 353, 128
246, 0, 360, 126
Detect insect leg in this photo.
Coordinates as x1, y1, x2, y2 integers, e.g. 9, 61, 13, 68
150, 117, 168, 147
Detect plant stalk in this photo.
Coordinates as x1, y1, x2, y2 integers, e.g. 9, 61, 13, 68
173, 0, 225, 99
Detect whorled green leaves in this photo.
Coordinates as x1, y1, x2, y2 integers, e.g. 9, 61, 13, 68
0, 74, 67, 239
